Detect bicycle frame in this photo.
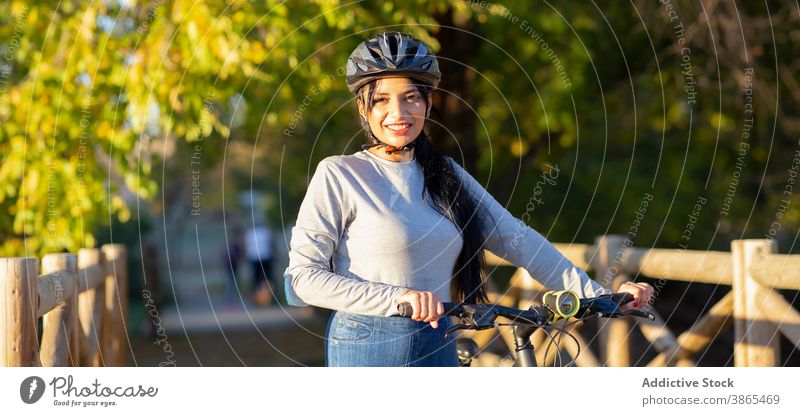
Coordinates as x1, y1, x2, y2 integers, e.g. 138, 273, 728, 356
457, 320, 560, 367
512, 324, 538, 367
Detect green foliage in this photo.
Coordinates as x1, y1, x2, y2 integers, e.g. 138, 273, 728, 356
1, 0, 798, 258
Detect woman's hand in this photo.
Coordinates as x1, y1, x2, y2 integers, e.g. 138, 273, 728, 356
396, 289, 445, 328
618, 281, 655, 312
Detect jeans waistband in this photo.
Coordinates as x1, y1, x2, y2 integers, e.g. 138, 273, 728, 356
332, 310, 453, 330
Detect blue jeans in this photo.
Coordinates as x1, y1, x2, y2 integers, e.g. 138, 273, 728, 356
325, 311, 458, 367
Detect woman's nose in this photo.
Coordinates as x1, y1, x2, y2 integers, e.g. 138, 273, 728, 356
387, 97, 406, 117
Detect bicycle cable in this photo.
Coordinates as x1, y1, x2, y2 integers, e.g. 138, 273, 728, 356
563, 318, 584, 367
541, 325, 563, 366
543, 316, 591, 367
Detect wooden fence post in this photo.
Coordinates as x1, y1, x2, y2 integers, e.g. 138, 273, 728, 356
78, 248, 105, 366
102, 244, 128, 366
647, 292, 733, 367
732, 239, 780, 366
0, 258, 40, 366
594, 235, 630, 367
39, 253, 79, 366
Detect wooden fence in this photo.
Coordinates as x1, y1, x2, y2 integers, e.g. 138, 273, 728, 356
0, 244, 128, 367
2, 237, 798, 367
473, 236, 800, 367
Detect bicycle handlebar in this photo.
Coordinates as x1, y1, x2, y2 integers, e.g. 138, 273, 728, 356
396, 292, 655, 336
397, 301, 548, 327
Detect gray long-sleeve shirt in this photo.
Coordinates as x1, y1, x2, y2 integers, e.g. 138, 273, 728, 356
283, 150, 609, 317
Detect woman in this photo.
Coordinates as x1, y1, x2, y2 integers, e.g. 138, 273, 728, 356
284, 32, 653, 366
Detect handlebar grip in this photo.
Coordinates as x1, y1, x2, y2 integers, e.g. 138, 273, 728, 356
397, 302, 414, 317
396, 302, 458, 317
614, 292, 635, 305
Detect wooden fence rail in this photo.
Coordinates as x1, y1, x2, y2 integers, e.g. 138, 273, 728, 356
0, 244, 128, 367
475, 237, 800, 367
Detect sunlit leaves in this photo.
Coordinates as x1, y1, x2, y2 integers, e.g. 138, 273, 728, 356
1, 0, 797, 258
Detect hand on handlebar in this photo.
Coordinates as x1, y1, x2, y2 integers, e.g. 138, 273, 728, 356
396, 289, 445, 328
617, 281, 655, 312
577, 292, 656, 320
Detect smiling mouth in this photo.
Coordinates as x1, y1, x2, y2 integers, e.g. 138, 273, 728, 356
384, 122, 411, 135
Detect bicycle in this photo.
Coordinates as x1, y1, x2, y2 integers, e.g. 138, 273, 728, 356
397, 292, 655, 367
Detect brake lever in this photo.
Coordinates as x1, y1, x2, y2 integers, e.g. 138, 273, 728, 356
445, 323, 475, 339
621, 309, 656, 320
599, 307, 656, 320
460, 305, 500, 331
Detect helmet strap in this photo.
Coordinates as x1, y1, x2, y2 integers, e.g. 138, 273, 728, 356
362, 136, 417, 155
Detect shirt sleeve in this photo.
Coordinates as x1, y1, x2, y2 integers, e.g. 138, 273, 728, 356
447, 157, 610, 298
283, 159, 408, 317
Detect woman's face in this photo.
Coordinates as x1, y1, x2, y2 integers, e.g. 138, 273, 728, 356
358, 77, 431, 148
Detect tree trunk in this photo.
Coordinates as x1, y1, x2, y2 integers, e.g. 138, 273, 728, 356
432, 8, 480, 173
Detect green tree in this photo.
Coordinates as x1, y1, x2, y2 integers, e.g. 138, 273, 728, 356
1, 0, 798, 260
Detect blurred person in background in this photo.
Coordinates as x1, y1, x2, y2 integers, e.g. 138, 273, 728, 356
246, 222, 275, 307
220, 226, 244, 311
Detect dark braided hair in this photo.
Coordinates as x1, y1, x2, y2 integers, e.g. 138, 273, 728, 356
356, 79, 488, 304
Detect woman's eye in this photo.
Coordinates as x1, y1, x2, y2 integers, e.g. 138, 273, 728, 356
373, 97, 388, 104
406, 95, 420, 101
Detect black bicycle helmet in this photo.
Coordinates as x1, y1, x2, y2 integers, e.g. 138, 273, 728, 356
346, 31, 441, 94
